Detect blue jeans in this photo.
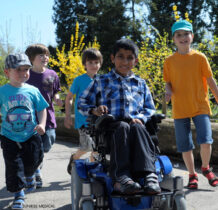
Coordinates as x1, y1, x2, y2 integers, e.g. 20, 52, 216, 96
174, 114, 213, 152
41, 128, 56, 153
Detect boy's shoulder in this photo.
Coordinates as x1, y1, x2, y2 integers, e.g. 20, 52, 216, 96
74, 73, 90, 82
76, 73, 87, 78
0, 83, 8, 88
96, 70, 116, 79
0, 83, 39, 94
30, 68, 58, 77
166, 50, 206, 61
95, 70, 143, 81
191, 49, 207, 59
165, 52, 177, 61
71, 74, 93, 88
93, 72, 112, 82
0, 83, 9, 93
45, 68, 59, 76
0, 83, 37, 89
24, 83, 40, 92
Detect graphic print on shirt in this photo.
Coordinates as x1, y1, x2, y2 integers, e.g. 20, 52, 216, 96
3, 94, 34, 133
6, 106, 33, 132
42, 75, 55, 93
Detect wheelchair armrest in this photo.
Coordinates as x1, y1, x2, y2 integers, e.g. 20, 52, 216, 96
145, 114, 166, 136
95, 114, 115, 130
151, 114, 166, 124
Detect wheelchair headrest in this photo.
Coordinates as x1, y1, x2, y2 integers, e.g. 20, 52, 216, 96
95, 114, 115, 130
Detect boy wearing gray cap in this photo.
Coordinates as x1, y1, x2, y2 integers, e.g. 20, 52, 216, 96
0, 53, 48, 209
163, 20, 218, 189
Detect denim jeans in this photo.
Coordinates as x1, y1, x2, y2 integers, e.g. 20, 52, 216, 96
41, 128, 56, 153
174, 114, 213, 152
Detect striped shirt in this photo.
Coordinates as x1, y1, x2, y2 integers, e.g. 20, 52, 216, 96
78, 68, 155, 124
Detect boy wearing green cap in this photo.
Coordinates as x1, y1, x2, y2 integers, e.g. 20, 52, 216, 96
163, 20, 218, 189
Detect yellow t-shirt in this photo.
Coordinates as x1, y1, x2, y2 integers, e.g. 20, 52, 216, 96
163, 49, 212, 119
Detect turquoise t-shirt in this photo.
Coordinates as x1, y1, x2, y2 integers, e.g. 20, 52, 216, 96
0, 83, 49, 142
70, 74, 93, 129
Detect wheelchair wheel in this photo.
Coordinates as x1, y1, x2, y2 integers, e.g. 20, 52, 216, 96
173, 194, 187, 210
71, 162, 82, 210
82, 201, 94, 210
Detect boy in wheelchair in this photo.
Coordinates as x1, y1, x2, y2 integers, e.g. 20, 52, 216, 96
78, 39, 161, 195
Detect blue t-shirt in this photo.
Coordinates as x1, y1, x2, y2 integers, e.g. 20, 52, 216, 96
70, 74, 93, 129
0, 83, 49, 142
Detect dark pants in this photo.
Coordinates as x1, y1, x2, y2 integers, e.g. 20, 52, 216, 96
109, 121, 156, 182
1, 134, 44, 193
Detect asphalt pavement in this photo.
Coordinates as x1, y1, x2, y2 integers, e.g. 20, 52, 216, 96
0, 139, 218, 210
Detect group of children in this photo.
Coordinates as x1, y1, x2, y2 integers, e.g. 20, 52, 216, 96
0, 45, 63, 209
0, 19, 218, 209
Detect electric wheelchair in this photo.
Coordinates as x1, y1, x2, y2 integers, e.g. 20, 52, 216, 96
70, 114, 187, 210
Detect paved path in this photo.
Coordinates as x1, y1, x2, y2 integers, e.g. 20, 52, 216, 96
0, 139, 218, 210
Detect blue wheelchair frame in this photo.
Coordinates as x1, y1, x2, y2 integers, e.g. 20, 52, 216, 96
71, 115, 186, 210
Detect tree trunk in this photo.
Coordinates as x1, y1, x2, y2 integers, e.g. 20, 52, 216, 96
162, 95, 167, 114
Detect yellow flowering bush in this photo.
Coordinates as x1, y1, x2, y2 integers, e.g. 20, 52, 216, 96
172, 4, 192, 23
49, 22, 100, 88
172, 5, 180, 22
134, 32, 173, 113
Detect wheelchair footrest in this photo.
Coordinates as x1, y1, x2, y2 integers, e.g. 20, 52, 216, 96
111, 189, 172, 198
110, 190, 173, 210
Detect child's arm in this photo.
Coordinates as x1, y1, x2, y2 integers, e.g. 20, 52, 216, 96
207, 77, 218, 103
35, 109, 47, 135
54, 93, 64, 107
165, 82, 172, 102
64, 92, 74, 129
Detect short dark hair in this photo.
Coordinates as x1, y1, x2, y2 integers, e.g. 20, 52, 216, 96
25, 44, 50, 63
112, 39, 139, 58
82, 48, 103, 66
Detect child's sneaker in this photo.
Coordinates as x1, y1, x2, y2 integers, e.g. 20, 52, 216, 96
202, 166, 218, 187
35, 169, 43, 188
35, 174, 43, 188
186, 173, 198, 189
25, 175, 36, 193
11, 190, 25, 210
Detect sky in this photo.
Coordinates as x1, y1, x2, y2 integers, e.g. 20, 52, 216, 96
0, 0, 57, 52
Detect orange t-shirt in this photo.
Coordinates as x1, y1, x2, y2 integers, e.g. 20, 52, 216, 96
163, 50, 212, 119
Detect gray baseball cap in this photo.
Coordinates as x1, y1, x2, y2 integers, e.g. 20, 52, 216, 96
5, 53, 32, 69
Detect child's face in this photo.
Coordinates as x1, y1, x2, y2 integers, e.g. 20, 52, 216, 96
85, 59, 101, 77
111, 48, 138, 77
32, 54, 49, 69
173, 30, 194, 49
4, 65, 30, 87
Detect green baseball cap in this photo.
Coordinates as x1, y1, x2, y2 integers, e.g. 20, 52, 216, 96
171, 20, 193, 36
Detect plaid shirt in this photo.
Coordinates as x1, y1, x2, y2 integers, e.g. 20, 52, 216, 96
78, 68, 155, 124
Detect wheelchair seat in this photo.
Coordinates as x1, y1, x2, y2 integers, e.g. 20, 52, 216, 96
87, 114, 166, 158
